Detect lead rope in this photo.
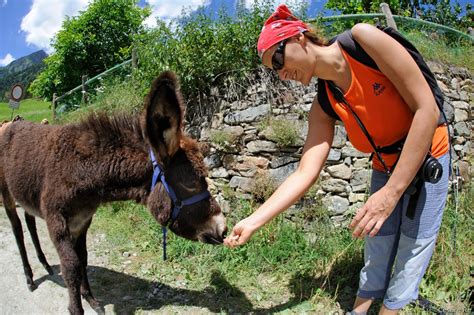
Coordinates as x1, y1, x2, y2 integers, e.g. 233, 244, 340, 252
149, 149, 169, 261
162, 226, 168, 261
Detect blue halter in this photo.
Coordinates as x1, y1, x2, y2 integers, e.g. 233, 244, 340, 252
149, 149, 211, 260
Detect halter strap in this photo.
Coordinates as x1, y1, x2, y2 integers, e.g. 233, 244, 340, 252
149, 149, 211, 260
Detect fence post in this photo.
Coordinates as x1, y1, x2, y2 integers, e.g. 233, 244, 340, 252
132, 47, 137, 69
380, 3, 398, 30
52, 93, 57, 121
81, 75, 88, 104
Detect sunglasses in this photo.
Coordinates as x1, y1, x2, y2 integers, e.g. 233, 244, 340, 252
271, 39, 287, 71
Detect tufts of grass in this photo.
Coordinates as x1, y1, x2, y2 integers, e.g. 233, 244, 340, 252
402, 30, 474, 72
56, 76, 146, 124
259, 117, 301, 148
208, 129, 239, 150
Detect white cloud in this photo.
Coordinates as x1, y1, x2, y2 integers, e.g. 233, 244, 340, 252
0, 53, 15, 66
143, 0, 206, 27
20, 0, 89, 53
1, 0, 7, 7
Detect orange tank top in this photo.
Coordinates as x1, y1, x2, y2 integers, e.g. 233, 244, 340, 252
325, 48, 449, 172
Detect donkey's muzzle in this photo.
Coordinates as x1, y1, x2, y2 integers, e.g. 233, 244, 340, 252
202, 225, 227, 245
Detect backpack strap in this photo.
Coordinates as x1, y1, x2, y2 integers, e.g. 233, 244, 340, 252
317, 79, 340, 120
317, 34, 342, 121
337, 27, 446, 124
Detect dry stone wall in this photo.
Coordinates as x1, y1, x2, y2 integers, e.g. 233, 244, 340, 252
195, 62, 472, 217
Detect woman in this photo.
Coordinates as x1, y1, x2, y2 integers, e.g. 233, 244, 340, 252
224, 4, 449, 315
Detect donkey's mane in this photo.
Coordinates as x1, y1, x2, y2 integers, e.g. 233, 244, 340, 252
78, 111, 143, 143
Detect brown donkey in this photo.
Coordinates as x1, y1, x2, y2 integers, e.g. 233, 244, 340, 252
0, 71, 227, 314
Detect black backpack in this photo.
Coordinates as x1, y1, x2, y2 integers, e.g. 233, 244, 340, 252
317, 26, 445, 123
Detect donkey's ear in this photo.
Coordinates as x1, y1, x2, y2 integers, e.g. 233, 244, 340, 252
143, 71, 185, 162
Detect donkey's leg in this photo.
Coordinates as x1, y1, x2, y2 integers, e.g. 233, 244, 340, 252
2, 190, 36, 291
24, 212, 54, 275
74, 219, 104, 314
46, 212, 84, 315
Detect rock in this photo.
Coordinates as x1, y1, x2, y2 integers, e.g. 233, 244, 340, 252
321, 178, 349, 193
322, 195, 350, 215
332, 125, 347, 148
270, 155, 299, 168
269, 162, 298, 185
342, 143, 370, 158
222, 125, 245, 138
229, 176, 255, 193
209, 167, 229, 178
246, 140, 278, 153
327, 149, 342, 162
351, 169, 370, 193
204, 154, 221, 169
454, 109, 468, 122
454, 122, 471, 137
353, 158, 369, 169
327, 163, 352, 180
224, 104, 270, 125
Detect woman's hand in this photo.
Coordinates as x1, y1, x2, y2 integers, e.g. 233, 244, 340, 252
224, 217, 259, 248
350, 186, 400, 238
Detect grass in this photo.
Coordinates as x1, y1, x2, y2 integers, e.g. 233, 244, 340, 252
402, 30, 474, 72
0, 98, 51, 122
88, 186, 473, 313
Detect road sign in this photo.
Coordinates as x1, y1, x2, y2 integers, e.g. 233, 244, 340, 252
10, 83, 24, 102
8, 100, 20, 109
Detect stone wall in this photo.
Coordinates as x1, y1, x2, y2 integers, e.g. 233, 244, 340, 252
194, 62, 472, 216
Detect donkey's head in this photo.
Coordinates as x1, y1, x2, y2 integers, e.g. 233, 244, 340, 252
143, 71, 227, 244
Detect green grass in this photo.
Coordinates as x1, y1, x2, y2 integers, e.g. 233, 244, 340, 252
0, 98, 52, 122
402, 30, 474, 72
89, 186, 473, 313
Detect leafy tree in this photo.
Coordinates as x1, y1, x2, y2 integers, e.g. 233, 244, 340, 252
30, 0, 149, 99
324, 0, 472, 31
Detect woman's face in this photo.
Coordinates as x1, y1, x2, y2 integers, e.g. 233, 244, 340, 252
262, 34, 314, 86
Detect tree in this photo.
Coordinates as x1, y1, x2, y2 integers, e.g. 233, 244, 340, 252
30, 0, 149, 99
325, 0, 472, 30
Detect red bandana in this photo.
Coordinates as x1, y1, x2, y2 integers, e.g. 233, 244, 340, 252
257, 4, 309, 58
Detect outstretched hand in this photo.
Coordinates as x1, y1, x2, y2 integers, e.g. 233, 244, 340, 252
350, 186, 399, 238
224, 217, 259, 248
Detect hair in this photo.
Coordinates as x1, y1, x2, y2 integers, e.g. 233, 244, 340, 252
303, 30, 328, 46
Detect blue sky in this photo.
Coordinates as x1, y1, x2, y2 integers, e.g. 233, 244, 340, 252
0, 0, 470, 67
1, 0, 324, 66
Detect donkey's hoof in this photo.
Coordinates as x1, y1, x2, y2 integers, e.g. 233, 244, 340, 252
27, 282, 37, 291
44, 264, 54, 275
84, 296, 103, 315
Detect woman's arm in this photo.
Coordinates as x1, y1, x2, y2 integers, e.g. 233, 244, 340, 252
349, 23, 440, 238
224, 99, 335, 247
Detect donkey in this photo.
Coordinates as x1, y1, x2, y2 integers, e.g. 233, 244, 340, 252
0, 71, 227, 315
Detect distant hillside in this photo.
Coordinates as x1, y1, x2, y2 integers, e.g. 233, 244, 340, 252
0, 50, 47, 101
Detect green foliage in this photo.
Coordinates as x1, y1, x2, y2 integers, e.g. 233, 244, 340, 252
251, 171, 277, 203
266, 119, 301, 147
402, 29, 474, 71
209, 129, 239, 149
324, 0, 473, 31
133, 0, 277, 118
56, 75, 146, 124
30, 0, 149, 99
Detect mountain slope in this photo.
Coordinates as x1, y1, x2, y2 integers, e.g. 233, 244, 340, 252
0, 50, 47, 100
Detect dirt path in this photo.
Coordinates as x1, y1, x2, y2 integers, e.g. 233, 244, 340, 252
0, 207, 101, 314
0, 207, 251, 314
